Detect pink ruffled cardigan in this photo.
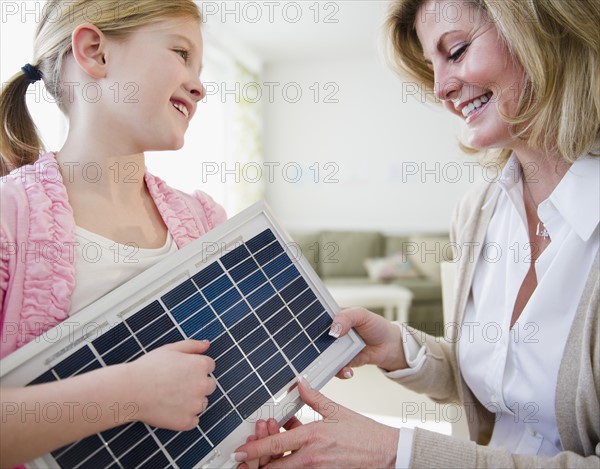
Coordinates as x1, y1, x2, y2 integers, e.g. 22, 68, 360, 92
0, 152, 227, 359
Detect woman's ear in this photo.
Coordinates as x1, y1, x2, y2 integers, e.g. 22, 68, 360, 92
71, 23, 108, 79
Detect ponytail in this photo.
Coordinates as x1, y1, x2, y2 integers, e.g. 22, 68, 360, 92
0, 70, 44, 176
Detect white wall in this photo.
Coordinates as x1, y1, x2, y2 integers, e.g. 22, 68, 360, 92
263, 55, 479, 234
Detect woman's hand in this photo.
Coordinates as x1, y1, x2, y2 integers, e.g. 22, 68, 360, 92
331, 307, 408, 377
126, 339, 216, 431
233, 378, 399, 468
241, 416, 302, 469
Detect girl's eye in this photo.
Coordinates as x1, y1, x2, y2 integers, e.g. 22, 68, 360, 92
175, 49, 189, 62
448, 43, 469, 62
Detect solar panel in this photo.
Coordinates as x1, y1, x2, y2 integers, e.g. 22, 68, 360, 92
1, 201, 364, 469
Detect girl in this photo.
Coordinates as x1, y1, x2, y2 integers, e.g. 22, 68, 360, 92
235, 0, 600, 467
0, 0, 233, 465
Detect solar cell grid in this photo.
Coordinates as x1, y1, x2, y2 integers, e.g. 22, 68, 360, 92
7, 205, 363, 469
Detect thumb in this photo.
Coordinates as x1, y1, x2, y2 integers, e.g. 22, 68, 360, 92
297, 377, 343, 421
163, 339, 210, 354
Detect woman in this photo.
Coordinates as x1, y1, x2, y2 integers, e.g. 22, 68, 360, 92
234, 0, 599, 467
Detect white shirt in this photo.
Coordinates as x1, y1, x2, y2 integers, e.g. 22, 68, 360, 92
390, 155, 600, 467
70, 227, 178, 315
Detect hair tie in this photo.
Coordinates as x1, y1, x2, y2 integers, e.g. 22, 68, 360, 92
21, 63, 42, 84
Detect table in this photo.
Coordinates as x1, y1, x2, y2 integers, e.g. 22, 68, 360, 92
324, 283, 413, 323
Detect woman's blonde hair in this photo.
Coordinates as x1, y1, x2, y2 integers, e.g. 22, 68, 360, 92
0, 0, 201, 176
386, 0, 600, 163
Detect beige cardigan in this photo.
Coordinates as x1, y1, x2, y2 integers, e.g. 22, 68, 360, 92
392, 181, 600, 468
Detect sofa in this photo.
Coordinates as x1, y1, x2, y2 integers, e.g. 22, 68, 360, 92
288, 231, 453, 335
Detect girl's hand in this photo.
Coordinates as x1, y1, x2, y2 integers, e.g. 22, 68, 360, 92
127, 339, 216, 431
330, 307, 408, 377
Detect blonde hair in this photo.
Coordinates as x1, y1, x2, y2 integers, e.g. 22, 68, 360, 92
0, 0, 201, 176
387, 0, 600, 163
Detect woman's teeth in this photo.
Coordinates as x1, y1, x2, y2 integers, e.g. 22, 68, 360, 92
462, 92, 492, 117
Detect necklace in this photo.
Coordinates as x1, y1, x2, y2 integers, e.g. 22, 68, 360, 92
522, 178, 550, 239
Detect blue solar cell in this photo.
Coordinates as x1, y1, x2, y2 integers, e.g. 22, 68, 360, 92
126, 301, 165, 332
175, 437, 213, 468
238, 386, 271, 419
101, 423, 134, 444
145, 328, 184, 352
118, 434, 161, 468
212, 289, 243, 314
230, 314, 260, 342
200, 397, 234, 433
257, 353, 287, 381
219, 300, 251, 327
202, 275, 233, 302
314, 329, 337, 352
247, 340, 279, 368
207, 385, 223, 406
271, 265, 300, 290
153, 427, 179, 445
214, 346, 243, 378
247, 282, 276, 308
283, 333, 311, 359
180, 306, 214, 337
74, 359, 103, 376
192, 261, 224, 289
262, 253, 292, 277
207, 411, 242, 446
292, 345, 320, 373
264, 308, 294, 335
92, 322, 130, 355
253, 241, 285, 266
102, 336, 142, 366
246, 229, 276, 253
238, 269, 268, 296
139, 450, 171, 469
54, 346, 96, 378
221, 243, 251, 269
205, 332, 234, 360
297, 300, 325, 328
53, 435, 103, 468
238, 327, 269, 354
228, 374, 263, 406
289, 290, 317, 315
28, 369, 56, 385
220, 360, 253, 391
280, 277, 308, 303
273, 321, 302, 347
78, 447, 114, 469
165, 428, 203, 459
265, 366, 295, 395
255, 295, 284, 321
191, 319, 225, 342
306, 312, 333, 340
171, 292, 206, 323
108, 422, 149, 457
229, 257, 259, 282
136, 315, 175, 346
161, 279, 197, 309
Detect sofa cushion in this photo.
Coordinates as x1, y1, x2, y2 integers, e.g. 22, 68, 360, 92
289, 232, 321, 274
319, 231, 384, 278
386, 234, 452, 281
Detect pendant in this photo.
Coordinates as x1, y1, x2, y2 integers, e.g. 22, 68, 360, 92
536, 221, 550, 239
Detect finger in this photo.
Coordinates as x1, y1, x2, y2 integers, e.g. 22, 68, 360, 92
255, 420, 271, 467
334, 366, 354, 380
266, 419, 284, 460
330, 307, 372, 338
234, 426, 306, 463
163, 339, 210, 354
283, 416, 302, 431
244, 436, 259, 469
297, 377, 343, 421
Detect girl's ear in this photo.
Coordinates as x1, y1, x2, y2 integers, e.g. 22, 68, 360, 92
71, 23, 108, 79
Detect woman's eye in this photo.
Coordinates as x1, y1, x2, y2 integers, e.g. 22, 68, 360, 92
448, 44, 469, 62
175, 49, 189, 61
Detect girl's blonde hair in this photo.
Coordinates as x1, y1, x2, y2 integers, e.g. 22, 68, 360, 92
0, 0, 201, 176
387, 0, 600, 163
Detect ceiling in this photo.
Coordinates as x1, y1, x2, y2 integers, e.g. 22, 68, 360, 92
204, 1, 392, 64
